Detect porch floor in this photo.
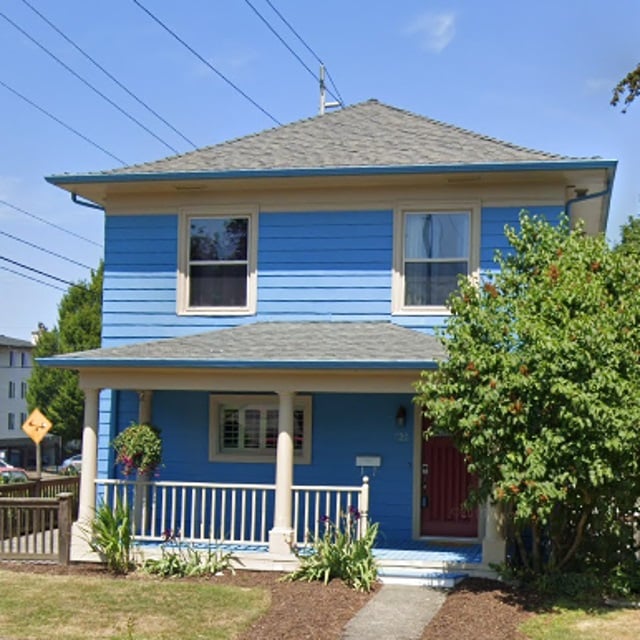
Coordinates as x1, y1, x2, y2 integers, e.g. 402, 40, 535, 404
134, 539, 482, 565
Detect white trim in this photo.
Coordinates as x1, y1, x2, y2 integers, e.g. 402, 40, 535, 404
392, 201, 481, 315
209, 394, 312, 464
177, 205, 258, 316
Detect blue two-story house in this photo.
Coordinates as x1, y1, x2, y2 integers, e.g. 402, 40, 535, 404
43, 100, 615, 569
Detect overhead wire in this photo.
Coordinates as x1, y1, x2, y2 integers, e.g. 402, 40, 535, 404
0, 229, 93, 270
0, 199, 102, 248
0, 255, 74, 286
0, 265, 66, 292
263, 0, 344, 105
0, 8, 180, 154
131, 0, 282, 126
19, 0, 198, 150
0, 78, 126, 165
242, 0, 342, 105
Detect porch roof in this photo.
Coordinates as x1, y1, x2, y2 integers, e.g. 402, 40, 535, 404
39, 322, 446, 370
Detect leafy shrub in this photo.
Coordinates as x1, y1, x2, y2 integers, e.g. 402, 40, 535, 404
285, 507, 379, 592
143, 531, 238, 578
88, 500, 134, 574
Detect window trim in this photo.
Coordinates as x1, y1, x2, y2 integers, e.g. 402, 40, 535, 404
177, 206, 258, 316
392, 201, 480, 315
209, 394, 312, 464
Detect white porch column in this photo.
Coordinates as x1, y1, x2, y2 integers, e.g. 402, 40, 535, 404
482, 499, 506, 566
269, 390, 295, 555
78, 387, 100, 524
137, 390, 153, 424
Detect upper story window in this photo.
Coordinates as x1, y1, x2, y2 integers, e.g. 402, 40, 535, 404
21, 352, 29, 367
178, 208, 257, 315
21, 381, 27, 399
8, 381, 15, 399
9, 351, 16, 367
393, 205, 479, 314
8, 413, 15, 431
209, 394, 312, 464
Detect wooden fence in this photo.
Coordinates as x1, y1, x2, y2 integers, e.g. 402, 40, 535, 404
0, 477, 80, 564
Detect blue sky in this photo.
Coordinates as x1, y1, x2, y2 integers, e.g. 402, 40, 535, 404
1, 0, 639, 340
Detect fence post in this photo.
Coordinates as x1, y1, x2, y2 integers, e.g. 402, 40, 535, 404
57, 492, 73, 565
359, 476, 370, 538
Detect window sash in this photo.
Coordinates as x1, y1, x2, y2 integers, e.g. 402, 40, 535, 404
403, 211, 470, 307
219, 404, 305, 455
187, 216, 249, 309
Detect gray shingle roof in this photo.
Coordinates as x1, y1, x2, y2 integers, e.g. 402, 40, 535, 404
42, 322, 446, 369
95, 99, 571, 177
0, 335, 33, 349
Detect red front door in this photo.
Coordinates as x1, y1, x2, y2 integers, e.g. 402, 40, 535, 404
420, 432, 478, 537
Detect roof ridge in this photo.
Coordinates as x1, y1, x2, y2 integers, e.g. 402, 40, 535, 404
371, 100, 568, 160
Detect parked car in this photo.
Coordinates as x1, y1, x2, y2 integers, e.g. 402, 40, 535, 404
60, 454, 82, 474
0, 468, 29, 484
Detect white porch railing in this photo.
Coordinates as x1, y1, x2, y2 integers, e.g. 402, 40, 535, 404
95, 477, 369, 547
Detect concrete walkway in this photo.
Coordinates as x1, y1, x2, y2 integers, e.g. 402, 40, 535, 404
342, 584, 446, 640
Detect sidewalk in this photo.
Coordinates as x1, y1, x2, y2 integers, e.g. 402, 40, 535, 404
342, 584, 446, 640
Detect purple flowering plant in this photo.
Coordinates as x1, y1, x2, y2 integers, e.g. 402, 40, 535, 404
286, 505, 379, 592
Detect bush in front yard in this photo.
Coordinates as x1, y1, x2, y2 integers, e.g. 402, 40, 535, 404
285, 507, 379, 592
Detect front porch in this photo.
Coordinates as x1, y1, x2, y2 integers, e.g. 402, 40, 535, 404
71, 476, 499, 584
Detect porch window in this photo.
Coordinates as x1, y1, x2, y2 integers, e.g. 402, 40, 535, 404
393, 205, 479, 314
209, 395, 312, 463
178, 209, 257, 315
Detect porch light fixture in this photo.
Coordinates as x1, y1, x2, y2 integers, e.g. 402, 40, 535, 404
395, 405, 407, 428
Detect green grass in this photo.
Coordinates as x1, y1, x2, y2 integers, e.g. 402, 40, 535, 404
520, 602, 640, 639
0, 570, 270, 640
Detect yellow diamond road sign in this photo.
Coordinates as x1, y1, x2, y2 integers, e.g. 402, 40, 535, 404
22, 408, 53, 444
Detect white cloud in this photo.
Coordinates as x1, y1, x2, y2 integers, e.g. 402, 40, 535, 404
585, 77, 613, 94
405, 11, 457, 53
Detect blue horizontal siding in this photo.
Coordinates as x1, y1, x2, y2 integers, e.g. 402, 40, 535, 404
99, 204, 564, 345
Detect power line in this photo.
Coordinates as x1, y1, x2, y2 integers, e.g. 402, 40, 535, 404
0, 9, 180, 154
0, 78, 126, 165
132, 0, 282, 127
0, 265, 65, 292
0, 255, 74, 286
243, 0, 342, 105
0, 199, 102, 248
0, 229, 93, 270
20, 0, 198, 150
264, 0, 344, 105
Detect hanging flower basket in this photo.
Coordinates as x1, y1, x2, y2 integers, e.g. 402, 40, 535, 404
112, 423, 162, 477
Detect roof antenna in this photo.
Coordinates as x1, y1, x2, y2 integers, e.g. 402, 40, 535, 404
319, 65, 340, 115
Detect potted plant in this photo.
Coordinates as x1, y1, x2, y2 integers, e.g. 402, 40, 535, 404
112, 423, 162, 477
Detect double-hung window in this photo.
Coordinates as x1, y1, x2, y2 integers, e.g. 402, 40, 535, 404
178, 209, 257, 315
394, 206, 477, 313
209, 395, 312, 463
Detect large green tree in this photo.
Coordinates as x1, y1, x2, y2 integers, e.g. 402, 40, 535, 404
611, 63, 640, 111
27, 263, 103, 447
415, 213, 640, 580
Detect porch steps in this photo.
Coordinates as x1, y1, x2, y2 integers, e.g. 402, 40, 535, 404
377, 566, 468, 588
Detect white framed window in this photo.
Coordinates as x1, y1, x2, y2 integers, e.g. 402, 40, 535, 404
8, 413, 15, 431
393, 204, 479, 314
21, 352, 29, 367
8, 381, 15, 399
9, 351, 16, 367
177, 207, 257, 315
209, 394, 312, 464
21, 381, 27, 399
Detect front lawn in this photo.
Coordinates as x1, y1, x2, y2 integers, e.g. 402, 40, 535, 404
0, 570, 269, 640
